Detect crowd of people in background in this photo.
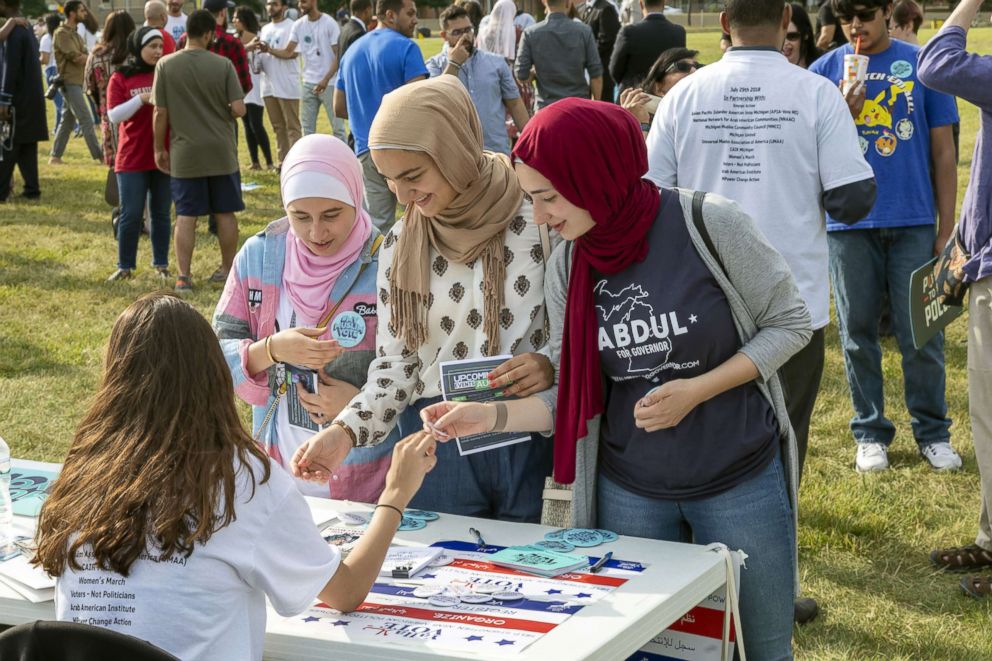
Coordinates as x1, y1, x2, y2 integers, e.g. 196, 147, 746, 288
2, 0, 992, 658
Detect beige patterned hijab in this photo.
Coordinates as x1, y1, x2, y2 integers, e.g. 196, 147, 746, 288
369, 75, 524, 353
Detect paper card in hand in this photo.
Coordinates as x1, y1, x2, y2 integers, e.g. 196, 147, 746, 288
285, 364, 320, 432
439, 356, 531, 456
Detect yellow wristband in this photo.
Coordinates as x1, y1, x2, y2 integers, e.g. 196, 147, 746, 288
265, 335, 278, 364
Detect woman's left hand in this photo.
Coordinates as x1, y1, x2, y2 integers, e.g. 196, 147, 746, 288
633, 379, 705, 432
297, 371, 360, 425
488, 352, 554, 397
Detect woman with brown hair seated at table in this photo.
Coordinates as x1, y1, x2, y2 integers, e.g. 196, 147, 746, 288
34, 293, 437, 661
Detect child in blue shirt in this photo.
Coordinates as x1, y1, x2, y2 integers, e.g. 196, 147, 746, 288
809, 0, 961, 474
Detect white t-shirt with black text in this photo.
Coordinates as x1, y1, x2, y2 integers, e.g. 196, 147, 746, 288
646, 48, 874, 329
290, 13, 340, 86
259, 19, 302, 99
55, 456, 339, 661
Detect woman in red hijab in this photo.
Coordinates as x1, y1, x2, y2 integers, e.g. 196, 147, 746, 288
421, 99, 812, 660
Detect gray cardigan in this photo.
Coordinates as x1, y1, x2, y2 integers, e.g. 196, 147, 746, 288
542, 189, 813, 592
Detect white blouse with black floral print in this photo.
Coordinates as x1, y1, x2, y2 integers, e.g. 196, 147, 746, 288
334, 201, 556, 447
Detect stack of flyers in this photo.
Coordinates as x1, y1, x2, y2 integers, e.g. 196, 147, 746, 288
487, 546, 589, 578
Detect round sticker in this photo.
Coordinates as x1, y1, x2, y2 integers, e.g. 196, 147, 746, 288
397, 516, 427, 531
543, 529, 567, 542
594, 529, 620, 543
405, 509, 440, 521
413, 585, 446, 599
331, 311, 366, 348
890, 59, 913, 78
562, 529, 605, 548
493, 591, 525, 601
459, 592, 493, 604
428, 594, 462, 608
472, 583, 502, 594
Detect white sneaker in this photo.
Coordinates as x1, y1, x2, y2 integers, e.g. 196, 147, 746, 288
921, 442, 963, 472
856, 443, 890, 472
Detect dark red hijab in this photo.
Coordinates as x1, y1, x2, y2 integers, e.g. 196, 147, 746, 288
513, 98, 661, 484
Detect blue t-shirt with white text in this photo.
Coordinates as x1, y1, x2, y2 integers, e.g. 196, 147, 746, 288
809, 39, 958, 231
336, 28, 429, 155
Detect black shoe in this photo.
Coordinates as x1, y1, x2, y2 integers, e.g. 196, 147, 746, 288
794, 597, 819, 625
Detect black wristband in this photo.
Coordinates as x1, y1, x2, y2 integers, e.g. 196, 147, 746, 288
375, 503, 404, 519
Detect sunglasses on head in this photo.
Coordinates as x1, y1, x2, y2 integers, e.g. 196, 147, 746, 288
838, 7, 880, 24
785, 31, 802, 41
665, 60, 702, 74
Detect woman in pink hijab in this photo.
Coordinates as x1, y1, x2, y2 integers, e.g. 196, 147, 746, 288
213, 134, 397, 502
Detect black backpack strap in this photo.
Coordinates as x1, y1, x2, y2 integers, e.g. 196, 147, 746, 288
691, 190, 727, 277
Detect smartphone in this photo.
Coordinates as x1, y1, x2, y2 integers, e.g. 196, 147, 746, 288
644, 94, 663, 116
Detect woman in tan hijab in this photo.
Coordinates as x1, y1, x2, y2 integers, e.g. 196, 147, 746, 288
292, 76, 557, 522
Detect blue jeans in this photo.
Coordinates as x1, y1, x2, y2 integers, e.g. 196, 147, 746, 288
396, 396, 552, 522
599, 454, 795, 661
300, 81, 346, 140
828, 225, 951, 447
117, 170, 171, 270
44, 65, 63, 134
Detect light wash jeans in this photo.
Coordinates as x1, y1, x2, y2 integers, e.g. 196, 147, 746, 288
50, 83, 101, 160
300, 81, 346, 140
598, 454, 795, 661
827, 225, 951, 447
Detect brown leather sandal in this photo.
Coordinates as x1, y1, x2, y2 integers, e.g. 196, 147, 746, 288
930, 544, 992, 572
960, 575, 992, 598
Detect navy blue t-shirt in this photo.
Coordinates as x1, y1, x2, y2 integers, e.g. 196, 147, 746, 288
596, 192, 779, 500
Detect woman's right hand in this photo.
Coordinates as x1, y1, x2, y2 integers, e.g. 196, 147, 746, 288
420, 402, 496, 440
269, 327, 343, 370
139, 92, 151, 104
620, 87, 652, 125
379, 432, 438, 509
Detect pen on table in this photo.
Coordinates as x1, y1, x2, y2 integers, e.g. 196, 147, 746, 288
589, 551, 613, 573
469, 527, 487, 549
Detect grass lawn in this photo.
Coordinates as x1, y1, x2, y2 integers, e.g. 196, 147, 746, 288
2, 29, 991, 660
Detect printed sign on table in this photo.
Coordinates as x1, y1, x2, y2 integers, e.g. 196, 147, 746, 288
279, 541, 643, 656
628, 548, 742, 661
